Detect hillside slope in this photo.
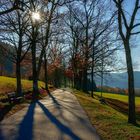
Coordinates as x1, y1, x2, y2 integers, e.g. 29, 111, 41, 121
95, 71, 140, 89
0, 76, 45, 94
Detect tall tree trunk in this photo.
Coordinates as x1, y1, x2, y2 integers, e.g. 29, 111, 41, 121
31, 37, 39, 99
101, 51, 104, 99
44, 53, 49, 92
0, 65, 4, 76
82, 68, 88, 92
91, 44, 95, 97
74, 74, 78, 89
83, 10, 89, 93
91, 65, 94, 98
16, 34, 22, 97
16, 61, 22, 96
64, 75, 67, 88
125, 42, 136, 124
101, 71, 103, 98
63, 68, 67, 88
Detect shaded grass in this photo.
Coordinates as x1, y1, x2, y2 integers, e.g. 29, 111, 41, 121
95, 92, 140, 106
73, 90, 140, 140
0, 102, 26, 121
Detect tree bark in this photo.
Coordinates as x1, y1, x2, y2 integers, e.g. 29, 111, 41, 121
44, 53, 49, 92
91, 65, 94, 98
91, 43, 95, 97
16, 61, 22, 97
82, 68, 88, 92
16, 31, 23, 97
31, 28, 39, 99
124, 42, 136, 124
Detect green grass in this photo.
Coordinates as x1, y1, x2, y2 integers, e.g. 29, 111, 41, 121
73, 89, 140, 140
94, 92, 140, 106
0, 76, 45, 94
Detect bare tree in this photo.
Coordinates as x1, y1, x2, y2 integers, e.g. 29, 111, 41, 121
37, 0, 73, 91
0, 0, 24, 16
37, 0, 57, 92
65, 0, 117, 95
0, 8, 30, 96
113, 0, 140, 124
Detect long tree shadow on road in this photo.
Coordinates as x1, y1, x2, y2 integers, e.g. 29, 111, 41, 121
37, 101, 81, 140
0, 127, 4, 140
48, 92, 61, 107
17, 102, 36, 140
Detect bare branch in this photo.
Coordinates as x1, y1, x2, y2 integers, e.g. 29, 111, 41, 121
131, 31, 140, 35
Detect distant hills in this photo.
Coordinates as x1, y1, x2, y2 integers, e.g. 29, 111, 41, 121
95, 71, 140, 89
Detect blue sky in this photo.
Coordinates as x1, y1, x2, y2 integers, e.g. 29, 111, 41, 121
119, 46, 140, 71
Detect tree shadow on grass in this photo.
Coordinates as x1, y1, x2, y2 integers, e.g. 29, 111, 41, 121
37, 101, 81, 140
17, 102, 36, 140
0, 105, 13, 121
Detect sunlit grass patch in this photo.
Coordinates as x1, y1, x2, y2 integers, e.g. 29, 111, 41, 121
0, 76, 45, 94
94, 92, 140, 106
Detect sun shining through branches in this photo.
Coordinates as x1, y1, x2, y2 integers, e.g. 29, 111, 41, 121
31, 12, 41, 21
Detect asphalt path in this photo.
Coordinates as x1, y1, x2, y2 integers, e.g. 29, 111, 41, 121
0, 89, 100, 140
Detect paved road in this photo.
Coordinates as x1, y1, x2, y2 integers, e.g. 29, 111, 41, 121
0, 89, 100, 140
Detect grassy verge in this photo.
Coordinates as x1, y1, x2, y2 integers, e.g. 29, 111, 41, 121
94, 92, 140, 106
73, 89, 140, 140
